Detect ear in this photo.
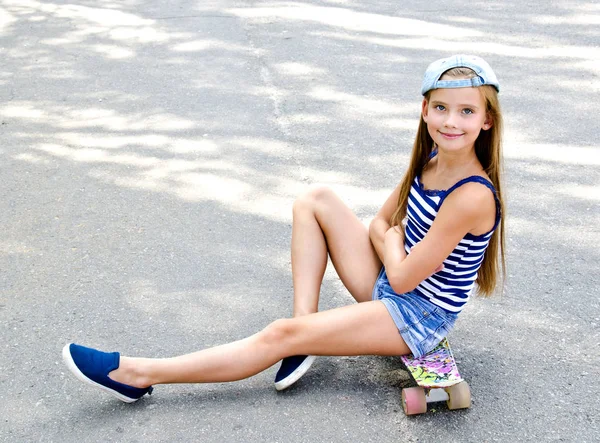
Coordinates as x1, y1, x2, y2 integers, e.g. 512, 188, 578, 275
482, 113, 493, 130
421, 99, 429, 122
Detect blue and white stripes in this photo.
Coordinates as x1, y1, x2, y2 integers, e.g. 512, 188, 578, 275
405, 176, 499, 313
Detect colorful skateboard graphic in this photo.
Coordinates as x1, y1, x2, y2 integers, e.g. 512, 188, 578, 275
400, 338, 471, 415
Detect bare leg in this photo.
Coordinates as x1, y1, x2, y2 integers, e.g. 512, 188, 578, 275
111, 301, 409, 388
109, 187, 388, 388
291, 186, 382, 316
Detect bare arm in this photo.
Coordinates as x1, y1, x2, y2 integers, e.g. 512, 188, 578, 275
385, 183, 496, 294
369, 182, 407, 265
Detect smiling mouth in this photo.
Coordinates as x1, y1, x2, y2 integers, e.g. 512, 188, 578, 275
439, 132, 463, 138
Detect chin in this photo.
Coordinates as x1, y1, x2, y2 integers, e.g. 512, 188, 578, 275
435, 141, 475, 152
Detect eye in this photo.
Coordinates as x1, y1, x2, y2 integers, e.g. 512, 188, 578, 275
434, 104, 445, 111
462, 108, 474, 115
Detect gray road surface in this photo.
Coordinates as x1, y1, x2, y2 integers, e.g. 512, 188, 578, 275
1, 1, 599, 442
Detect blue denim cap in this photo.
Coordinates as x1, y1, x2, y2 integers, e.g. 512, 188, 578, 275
421, 55, 500, 95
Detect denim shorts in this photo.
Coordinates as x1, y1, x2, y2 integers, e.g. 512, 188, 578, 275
372, 268, 458, 358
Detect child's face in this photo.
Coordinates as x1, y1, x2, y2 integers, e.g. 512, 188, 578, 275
422, 86, 491, 153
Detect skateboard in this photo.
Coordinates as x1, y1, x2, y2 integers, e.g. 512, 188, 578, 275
399, 338, 471, 415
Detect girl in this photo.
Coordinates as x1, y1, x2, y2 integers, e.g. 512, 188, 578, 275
63, 54, 505, 403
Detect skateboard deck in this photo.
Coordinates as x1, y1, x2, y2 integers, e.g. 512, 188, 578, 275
400, 338, 462, 388
399, 338, 471, 415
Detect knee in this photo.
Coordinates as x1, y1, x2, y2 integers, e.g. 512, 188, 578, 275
259, 318, 298, 349
293, 185, 335, 216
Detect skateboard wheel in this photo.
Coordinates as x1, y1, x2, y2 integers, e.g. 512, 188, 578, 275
446, 381, 471, 410
401, 387, 427, 415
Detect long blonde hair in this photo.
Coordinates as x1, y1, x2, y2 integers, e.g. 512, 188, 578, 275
389, 67, 505, 296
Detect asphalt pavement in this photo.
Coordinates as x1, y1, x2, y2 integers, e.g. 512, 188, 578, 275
1, 1, 599, 442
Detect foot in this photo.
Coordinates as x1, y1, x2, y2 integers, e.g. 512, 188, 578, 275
62, 343, 153, 403
274, 355, 316, 391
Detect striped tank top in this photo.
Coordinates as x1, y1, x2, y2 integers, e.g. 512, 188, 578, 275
403, 174, 500, 314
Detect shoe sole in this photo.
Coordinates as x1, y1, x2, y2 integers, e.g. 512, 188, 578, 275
62, 343, 139, 403
274, 355, 316, 391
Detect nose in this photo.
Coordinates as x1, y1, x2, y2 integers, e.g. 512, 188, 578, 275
444, 111, 459, 128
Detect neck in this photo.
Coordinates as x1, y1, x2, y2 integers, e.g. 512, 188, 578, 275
433, 145, 480, 176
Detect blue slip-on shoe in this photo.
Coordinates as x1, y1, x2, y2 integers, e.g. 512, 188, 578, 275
274, 355, 316, 391
62, 343, 153, 403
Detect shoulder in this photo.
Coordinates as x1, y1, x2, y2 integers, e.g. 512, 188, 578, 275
445, 179, 495, 211
439, 179, 497, 232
